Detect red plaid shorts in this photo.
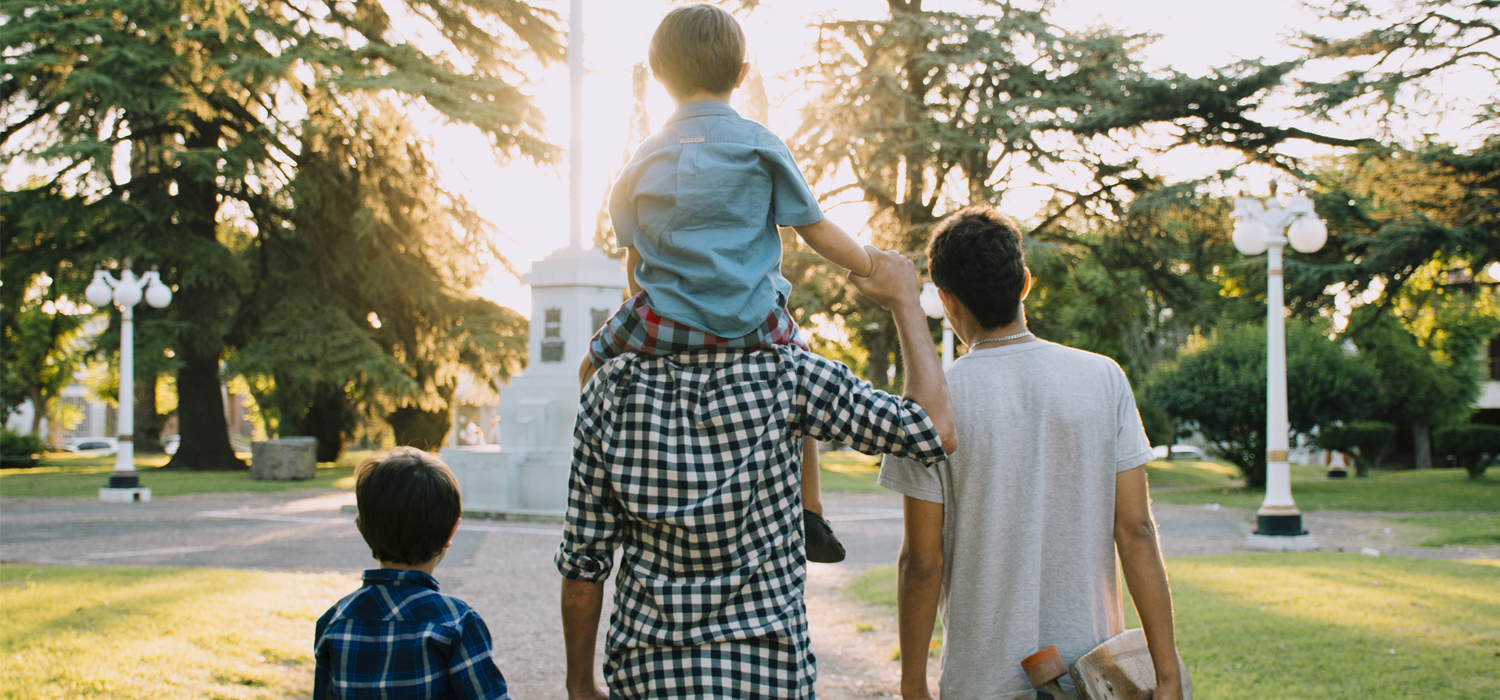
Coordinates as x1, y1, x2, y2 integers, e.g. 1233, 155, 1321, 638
587, 291, 809, 368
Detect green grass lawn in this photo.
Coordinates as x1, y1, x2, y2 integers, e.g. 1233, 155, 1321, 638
0, 565, 357, 699
817, 452, 1240, 493
0, 451, 375, 499
848, 553, 1500, 699
816, 450, 886, 493
1150, 466, 1500, 512
1142, 459, 1239, 488
1396, 513, 1500, 547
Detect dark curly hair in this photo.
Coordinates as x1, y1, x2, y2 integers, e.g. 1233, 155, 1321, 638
927, 206, 1028, 329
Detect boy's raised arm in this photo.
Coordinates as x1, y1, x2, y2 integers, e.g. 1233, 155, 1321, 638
794, 218, 874, 278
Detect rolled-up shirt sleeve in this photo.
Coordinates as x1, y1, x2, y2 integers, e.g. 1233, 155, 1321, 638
794, 352, 946, 465
555, 374, 625, 582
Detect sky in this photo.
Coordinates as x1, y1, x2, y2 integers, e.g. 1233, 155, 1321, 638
443, 0, 1487, 314
5, 0, 1482, 314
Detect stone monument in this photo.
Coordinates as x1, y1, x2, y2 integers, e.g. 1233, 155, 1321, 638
250, 436, 318, 480
443, 0, 625, 519
440, 245, 626, 519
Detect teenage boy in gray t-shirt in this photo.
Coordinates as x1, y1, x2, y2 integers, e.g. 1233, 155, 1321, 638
880, 206, 1183, 700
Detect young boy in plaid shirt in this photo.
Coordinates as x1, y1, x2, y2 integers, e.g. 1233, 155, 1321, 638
580, 3, 872, 563
314, 448, 510, 699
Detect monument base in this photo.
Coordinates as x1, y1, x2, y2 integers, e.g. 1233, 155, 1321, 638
99, 487, 152, 503
1244, 533, 1319, 552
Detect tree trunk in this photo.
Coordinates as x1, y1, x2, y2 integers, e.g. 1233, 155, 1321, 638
282, 383, 349, 463
1413, 422, 1432, 470
134, 373, 164, 453
27, 385, 44, 437
165, 344, 245, 471
163, 119, 244, 471
389, 406, 451, 451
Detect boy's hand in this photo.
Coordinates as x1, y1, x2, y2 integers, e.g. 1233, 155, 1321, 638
849, 245, 921, 313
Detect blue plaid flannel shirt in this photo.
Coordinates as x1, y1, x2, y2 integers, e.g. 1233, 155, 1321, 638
556, 347, 947, 699
314, 569, 510, 699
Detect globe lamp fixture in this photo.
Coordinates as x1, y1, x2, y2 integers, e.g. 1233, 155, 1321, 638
88, 260, 176, 504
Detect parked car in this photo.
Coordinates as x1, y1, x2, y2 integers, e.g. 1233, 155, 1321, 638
1168, 444, 1205, 461
64, 437, 118, 456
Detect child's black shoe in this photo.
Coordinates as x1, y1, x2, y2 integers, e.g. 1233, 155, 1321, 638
804, 510, 846, 563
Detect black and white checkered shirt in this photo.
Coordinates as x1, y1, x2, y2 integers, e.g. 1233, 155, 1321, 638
556, 347, 946, 699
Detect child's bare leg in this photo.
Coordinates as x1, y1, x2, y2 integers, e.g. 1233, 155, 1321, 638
800, 436, 823, 515
578, 355, 600, 390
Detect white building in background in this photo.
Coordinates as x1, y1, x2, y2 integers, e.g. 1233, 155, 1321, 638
1477, 335, 1500, 417
441, 245, 628, 518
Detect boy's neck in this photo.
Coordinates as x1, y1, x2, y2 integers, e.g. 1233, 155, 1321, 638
673, 90, 734, 107
378, 559, 440, 576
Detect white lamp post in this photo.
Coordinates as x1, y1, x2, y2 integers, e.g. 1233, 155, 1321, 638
920, 282, 955, 368
1231, 192, 1325, 551
85, 260, 172, 503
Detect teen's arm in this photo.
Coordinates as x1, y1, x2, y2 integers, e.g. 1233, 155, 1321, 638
1114, 466, 1183, 700
624, 245, 643, 296
560, 578, 609, 700
896, 495, 944, 700
794, 218, 874, 278
850, 247, 957, 454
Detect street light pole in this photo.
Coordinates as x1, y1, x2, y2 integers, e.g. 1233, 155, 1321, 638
86, 260, 173, 503
920, 283, 955, 369
568, 0, 583, 250
1231, 192, 1326, 551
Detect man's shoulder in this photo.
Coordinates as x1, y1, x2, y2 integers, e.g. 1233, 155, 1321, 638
955, 341, 1123, 377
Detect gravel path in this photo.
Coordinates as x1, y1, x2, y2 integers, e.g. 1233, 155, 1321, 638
2, 488, 1493, 699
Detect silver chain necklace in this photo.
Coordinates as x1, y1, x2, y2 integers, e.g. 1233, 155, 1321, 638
968, 330, 1033, 348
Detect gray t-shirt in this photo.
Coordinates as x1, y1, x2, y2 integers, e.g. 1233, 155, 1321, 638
880, 340, 1155, 700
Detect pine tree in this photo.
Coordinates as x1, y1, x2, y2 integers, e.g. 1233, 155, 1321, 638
228, 98, 529, 458
3, 0, 561, 468
1296, 0, 1499, 132
789, 0, 1367, 385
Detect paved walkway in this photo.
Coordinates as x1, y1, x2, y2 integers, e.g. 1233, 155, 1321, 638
1, 489, 1493, 699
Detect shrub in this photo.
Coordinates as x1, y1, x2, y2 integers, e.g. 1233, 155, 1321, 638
1433, 424, 1500, 480
0, 427, 49, 457
1316, 422, 1396, 477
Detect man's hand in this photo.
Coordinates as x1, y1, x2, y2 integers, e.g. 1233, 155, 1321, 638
1153, 682, 1184, 700
849, 245, 921, 313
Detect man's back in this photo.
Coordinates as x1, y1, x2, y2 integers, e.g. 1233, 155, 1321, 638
557, 346, 947, 699
881, 340, 1155, 699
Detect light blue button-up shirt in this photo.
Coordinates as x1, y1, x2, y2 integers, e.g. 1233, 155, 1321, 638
609, 101, 823, 337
